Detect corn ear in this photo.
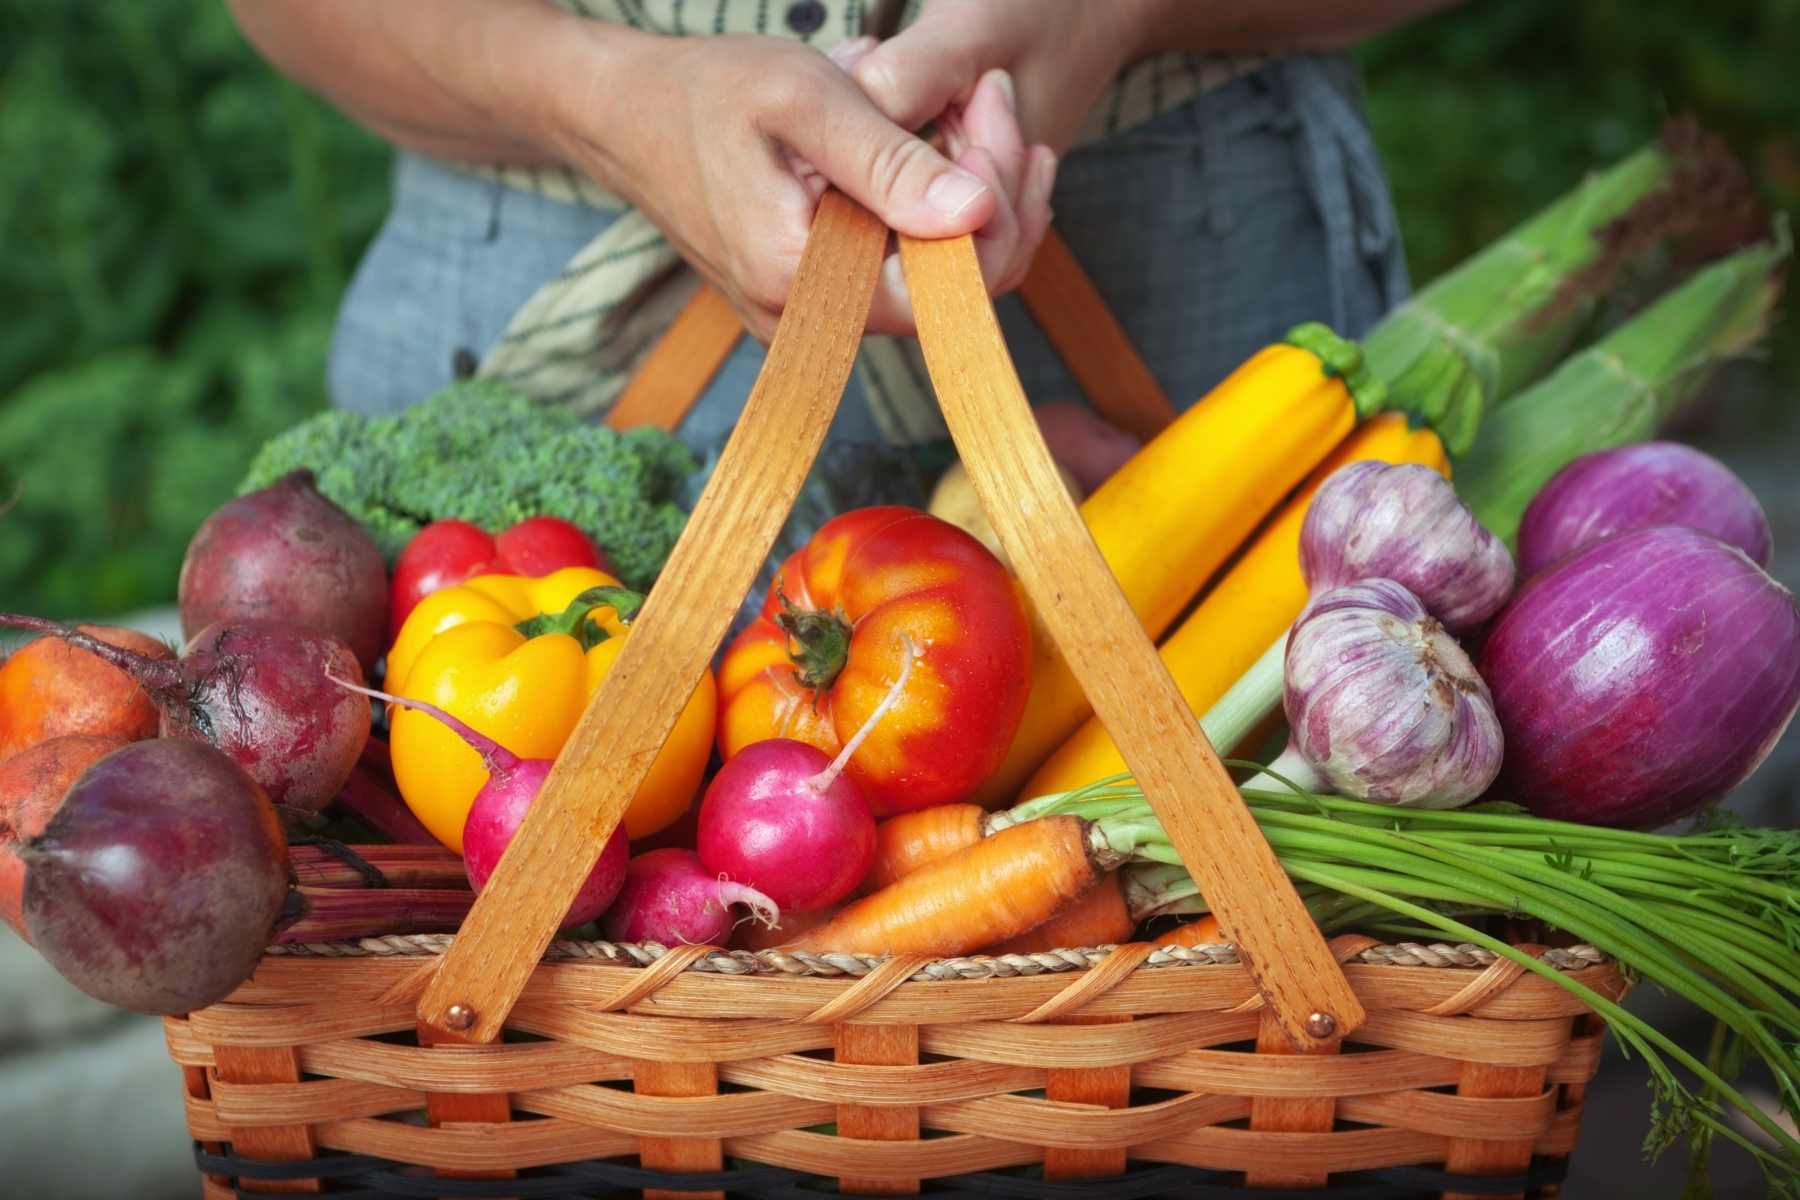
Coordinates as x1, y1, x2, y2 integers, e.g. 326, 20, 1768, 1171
1457, 231, 1788, 547
1364, 121, 1762, 453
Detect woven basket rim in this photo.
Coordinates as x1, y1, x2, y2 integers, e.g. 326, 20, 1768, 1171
258, 933, 1608, 983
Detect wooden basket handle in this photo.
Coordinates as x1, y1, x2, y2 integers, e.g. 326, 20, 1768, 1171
896, 232, 1362, 1051
419, 194, 1363, 1052
604, 228, 1177, 440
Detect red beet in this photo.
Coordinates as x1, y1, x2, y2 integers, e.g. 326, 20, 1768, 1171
0, 616, 369, 815
19, 739, 289, 1013
180, 470, 388, 671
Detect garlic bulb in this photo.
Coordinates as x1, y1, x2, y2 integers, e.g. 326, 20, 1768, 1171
1301, 461, 1514, 632
1277, 578, 1503, 808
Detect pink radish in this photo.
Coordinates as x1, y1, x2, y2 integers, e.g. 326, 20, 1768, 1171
599, 848, 777, 945
331, 678, 625, 928
696, 637, 916, 912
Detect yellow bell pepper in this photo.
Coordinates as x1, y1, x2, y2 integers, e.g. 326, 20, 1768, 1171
385, 567, 715, 851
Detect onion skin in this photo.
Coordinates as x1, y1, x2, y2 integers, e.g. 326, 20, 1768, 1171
1284, 579, 1503, 808
1481, 525, 1800, 828
1516, 442, 1773, 577
1301, 462, 1514, 632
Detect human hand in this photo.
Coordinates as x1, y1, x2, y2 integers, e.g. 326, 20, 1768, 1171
548, 31, 1054, 340
848, 0, 1153, 155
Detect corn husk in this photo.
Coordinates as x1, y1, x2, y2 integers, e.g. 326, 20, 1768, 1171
1457, 232, 1788, 547
1363, 120, 1764, 454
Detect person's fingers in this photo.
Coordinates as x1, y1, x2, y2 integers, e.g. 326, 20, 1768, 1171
863, 139, 1041, 333
955, 144, 1026, 297
767, 63, 994, 239
960, 70, 1027, 209
865, 251, 915, 336
1001, 144, 1057, 293
826, 35, 876, 72
781, 147, 830, 205
849, 20, 993, 131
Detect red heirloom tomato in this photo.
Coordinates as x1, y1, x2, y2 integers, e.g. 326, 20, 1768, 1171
718, 507, 1031, 816
389, 517, 607, 637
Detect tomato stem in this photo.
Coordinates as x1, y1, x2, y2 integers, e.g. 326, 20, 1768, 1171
776, 592, 853, 692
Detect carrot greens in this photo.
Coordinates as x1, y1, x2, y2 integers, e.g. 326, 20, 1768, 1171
1001, 774, 1800, 1192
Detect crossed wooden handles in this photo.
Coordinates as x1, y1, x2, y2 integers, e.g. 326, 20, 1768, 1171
417, 192, 1366, 1052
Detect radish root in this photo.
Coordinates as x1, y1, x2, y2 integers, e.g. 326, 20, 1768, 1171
329, 674, 522, 775
807, 633, 919, 792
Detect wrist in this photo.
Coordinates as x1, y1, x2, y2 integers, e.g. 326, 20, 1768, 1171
528, 19, 668, 191
1107, 0, 1175, 64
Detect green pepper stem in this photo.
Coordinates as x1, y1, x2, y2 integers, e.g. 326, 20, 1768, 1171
513, 585, 644, 649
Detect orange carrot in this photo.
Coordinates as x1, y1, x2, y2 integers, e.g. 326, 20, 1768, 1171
792, 815, 1108, 957
988, 871, 1133, 954
732, 906, 837, 952
863, 803, 986, 893
1155, 914, 1223, 948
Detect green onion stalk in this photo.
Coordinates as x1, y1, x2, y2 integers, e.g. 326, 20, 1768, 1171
1360, 119, 1763, 456
994, 777, 1800, 1193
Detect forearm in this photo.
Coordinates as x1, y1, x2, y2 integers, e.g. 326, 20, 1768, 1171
223, 0, 649, 166
1120, 0, 1462, 56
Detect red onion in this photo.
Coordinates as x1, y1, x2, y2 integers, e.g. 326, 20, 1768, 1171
1266, 578, 1503, 808
1301, 462, 1514, 632
1516, 442, 1772, 576
1480, 525, 1800, 828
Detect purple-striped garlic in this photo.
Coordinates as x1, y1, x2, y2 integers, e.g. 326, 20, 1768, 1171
1300, 461, 1514, 632
1255, 578, 1503, 809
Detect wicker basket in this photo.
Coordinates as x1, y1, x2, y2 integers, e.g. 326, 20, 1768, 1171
163, 201, 1625, 1197
170, 934, 1622, 1198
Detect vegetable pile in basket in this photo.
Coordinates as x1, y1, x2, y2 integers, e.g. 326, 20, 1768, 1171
0, 122, 1796, 1193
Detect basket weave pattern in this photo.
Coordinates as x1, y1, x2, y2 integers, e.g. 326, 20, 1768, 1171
166, 934, 1623, 1198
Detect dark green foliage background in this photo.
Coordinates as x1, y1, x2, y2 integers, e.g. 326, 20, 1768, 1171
2, 0, 1795, 618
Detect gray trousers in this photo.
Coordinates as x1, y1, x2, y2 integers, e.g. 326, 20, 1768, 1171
328, 55, 1410, 446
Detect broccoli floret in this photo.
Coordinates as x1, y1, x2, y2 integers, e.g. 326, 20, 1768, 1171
237, 381, 697, 588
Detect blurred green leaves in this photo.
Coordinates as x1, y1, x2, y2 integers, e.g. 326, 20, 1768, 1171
0, 1, 388, 617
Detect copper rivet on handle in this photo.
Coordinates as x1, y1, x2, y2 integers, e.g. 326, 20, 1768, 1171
1306, 1011, 1338, 1039
444, 1004, 476, 1032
